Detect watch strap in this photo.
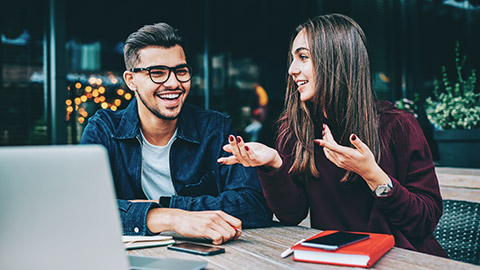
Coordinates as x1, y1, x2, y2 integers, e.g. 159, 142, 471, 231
159, 196, 171, 208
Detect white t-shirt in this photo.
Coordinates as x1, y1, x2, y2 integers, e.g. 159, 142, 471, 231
140, 129, 177, 200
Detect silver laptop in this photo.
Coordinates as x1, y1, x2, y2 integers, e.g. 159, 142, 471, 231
0, 145, 206, 270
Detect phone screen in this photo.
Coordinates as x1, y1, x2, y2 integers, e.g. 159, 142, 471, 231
301, 231, 370, 251
167, 242, 225, 256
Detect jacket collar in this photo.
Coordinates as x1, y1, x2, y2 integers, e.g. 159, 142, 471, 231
113, 98, 199, 144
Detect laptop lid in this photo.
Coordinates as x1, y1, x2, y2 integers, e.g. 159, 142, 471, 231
0, 145, 207, 270
0, 145, 130, 270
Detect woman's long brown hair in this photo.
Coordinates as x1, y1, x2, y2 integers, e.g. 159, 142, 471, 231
277, 14, 380, 182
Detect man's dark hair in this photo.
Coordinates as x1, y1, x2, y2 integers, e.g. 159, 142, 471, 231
123, 23, 184, 70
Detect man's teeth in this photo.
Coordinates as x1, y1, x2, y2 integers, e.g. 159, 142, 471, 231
159, 93, 180, 99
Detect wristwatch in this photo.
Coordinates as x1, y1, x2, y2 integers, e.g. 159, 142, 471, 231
374, 180, 393, 197
159, 196, 171, 208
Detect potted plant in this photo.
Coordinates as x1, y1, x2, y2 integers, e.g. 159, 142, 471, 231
425, 42, 480, 168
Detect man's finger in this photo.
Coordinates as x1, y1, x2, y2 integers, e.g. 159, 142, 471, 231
217, 211, 242, 229
210, 221, 235, 244
207, 230, 224, 245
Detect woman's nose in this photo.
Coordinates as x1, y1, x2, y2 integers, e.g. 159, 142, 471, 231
288, 62, 300, 76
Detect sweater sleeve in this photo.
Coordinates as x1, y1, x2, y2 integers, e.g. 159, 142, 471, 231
374, 112, 443, 239
257, 142, 310, 225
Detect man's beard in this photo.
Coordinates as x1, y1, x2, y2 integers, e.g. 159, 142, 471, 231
137, 90, 182, 120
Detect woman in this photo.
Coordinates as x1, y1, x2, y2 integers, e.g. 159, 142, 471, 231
217, 14, 447, 257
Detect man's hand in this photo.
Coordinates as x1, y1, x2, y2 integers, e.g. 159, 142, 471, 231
146, 208, 242, 245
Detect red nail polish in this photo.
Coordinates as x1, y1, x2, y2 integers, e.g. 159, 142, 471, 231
323, 124, 326, 130
236, 136, 241, 143
229, 135, 234, 142
245, 146, 249, 151
352, 134, 357, 141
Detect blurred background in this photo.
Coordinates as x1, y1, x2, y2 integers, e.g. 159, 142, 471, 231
1, 0, 479, 165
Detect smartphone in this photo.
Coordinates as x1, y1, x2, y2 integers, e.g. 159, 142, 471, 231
300, 231, 370, 251
167, 242, 225, 256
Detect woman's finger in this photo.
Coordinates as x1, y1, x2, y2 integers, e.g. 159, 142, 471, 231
235, 136, 252, 166
322, 124, 337, 145
350, 134, 368, 154
222, 144, 233, 153
314, 139, 345, 154
228, 135, 249, 165
217, 155, 239, 165
243, 144, 257, 162
323, 147, 341, 167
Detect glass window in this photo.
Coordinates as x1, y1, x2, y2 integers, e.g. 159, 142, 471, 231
0, 1, 47, 145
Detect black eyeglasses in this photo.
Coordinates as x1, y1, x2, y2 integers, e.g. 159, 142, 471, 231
130, 64, 192, 84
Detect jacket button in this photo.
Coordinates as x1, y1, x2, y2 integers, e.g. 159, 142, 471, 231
134, 227, 139, 233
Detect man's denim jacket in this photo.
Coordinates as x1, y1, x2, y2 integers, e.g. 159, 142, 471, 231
80, 99, 272, 235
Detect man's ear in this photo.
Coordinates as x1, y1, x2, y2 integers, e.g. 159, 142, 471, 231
123, 70, 136, 91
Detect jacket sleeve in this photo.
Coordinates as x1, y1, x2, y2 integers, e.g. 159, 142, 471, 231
169, 120, 272, 228
117, 200, 160, 235
256, 141, 310, 226
375, 113, 444, 239
80, 114, 155, 236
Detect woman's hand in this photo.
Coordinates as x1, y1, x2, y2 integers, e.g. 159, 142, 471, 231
217, 135, 283, 169
314, 124, 389, 189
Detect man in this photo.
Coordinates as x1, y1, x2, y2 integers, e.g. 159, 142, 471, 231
80, 23, 272, 244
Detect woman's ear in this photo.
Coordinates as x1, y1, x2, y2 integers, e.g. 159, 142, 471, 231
123, 71, 136, 91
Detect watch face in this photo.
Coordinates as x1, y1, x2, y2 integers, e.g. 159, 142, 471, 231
375, 184, 392, 196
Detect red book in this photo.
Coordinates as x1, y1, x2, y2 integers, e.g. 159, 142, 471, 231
291, 230, 395, 268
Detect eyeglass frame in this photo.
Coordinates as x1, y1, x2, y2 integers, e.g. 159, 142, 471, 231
129, 64, 193, 84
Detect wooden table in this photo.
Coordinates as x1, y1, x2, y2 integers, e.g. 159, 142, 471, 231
436, 167, 480, 203
128, 225, 479, 269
